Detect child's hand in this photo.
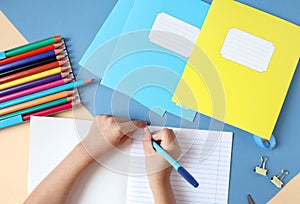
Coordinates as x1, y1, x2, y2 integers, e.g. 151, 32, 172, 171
82, 115, 147, 161
143, 127, 181, 204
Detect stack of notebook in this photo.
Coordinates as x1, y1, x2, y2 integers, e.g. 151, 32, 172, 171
80, 0, 300, 140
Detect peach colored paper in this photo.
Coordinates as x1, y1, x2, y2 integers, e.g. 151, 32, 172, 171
268, 173, 300, 204
0, 10, 93, 204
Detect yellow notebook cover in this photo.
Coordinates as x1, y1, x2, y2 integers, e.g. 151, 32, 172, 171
173, 0, 300, 139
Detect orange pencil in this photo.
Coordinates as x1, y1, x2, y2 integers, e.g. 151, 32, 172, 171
0, 90, 75, 116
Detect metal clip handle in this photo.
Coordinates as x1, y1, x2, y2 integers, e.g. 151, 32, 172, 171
277, 169, 289, 181
259, 156, 268, 169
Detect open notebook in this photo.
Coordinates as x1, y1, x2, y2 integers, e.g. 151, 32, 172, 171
28, 117, 233, 204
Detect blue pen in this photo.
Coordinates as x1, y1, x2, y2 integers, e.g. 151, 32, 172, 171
152, 140, 199, 188
0, 79, 94, 109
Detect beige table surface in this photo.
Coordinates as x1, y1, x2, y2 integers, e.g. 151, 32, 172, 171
0, 11, 93, 204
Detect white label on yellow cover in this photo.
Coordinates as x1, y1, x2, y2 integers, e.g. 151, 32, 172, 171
221, 28, 275, 72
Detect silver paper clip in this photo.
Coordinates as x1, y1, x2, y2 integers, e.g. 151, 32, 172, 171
271, 169, 289, 188
254, 156, 268, 176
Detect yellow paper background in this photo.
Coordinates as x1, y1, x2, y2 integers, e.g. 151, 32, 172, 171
0, 11, 93, 204
173, 0, 300, 139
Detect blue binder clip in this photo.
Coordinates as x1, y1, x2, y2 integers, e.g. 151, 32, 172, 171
253, 133, 276, 150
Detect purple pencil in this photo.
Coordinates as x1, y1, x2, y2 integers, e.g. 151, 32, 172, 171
0, 72, 70, 96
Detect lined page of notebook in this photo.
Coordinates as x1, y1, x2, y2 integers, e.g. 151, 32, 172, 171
126, 126, 233, 204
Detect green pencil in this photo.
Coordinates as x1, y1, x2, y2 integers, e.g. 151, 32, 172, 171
4, 35, 62, 58
0, 96, 74, 121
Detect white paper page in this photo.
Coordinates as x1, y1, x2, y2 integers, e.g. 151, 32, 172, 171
126, 127, 233, 204
220, 28, 275, 72
149, 12, 200, 58
28, 116, 129, 204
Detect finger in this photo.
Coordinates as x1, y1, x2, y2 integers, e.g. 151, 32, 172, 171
114, 116, 130, 123
118, 120, 147, 135
153, 128, 176, 147
143, 127, 155, 155
119, 135, 130, 146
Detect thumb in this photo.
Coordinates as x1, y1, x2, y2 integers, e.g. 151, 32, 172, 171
143, 127, 155, 155
118, 120, 147, 135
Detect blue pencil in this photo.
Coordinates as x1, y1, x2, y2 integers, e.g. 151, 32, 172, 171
0, 49, 63, 73
152, 140, 199, 188
0, 79, 93, 109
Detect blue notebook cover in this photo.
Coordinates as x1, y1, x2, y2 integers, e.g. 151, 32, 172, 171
80, 0, 210, 121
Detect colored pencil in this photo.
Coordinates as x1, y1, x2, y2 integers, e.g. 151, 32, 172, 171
0, 43, 64, 66
0, 96, 75, 121
22, 101, 81, 121
0, 55, 65, 76
0, 49, 64, 74
0, 66, 70, 90
0, 79, 92, 108
0, 35, 62, 59
0, 78, 74, 103
0, 90, 75, 116
0, 60, 68, 84
0, 73, 70, 96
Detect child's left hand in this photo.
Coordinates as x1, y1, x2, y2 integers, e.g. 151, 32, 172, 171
82, 115, 147, 161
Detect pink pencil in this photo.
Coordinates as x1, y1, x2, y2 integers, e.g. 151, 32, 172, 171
0, 78, 74, 103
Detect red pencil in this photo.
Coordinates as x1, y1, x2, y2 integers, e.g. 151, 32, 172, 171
0, 43, 64, 66
22, 101, 81, 121
0, 60, 68, 84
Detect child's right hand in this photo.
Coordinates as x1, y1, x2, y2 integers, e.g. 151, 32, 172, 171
143, 127, 181, 204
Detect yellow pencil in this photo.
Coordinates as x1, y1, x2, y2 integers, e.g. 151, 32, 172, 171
0, 66, 71, 90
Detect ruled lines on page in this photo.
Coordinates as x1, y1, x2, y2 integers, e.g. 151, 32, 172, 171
126, 126, 233, 204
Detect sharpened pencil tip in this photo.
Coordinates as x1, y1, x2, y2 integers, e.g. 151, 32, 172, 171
67, 96, 76, 102
56, 55, 65, 61
61, 66, 71, 72
54, 49, 64, 55
54, 42, 64, 48
84, 79, 94, 84
53, 35, 63, 43
64, 78, 74, 83
58, 60, 69, 66
72, 101, 82, 107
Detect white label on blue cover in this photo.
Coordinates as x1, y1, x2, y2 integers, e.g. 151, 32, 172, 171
220, 28, 275, 72
149, 12, 200, 58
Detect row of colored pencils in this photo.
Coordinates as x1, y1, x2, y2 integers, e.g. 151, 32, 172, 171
0, 35, 92, 129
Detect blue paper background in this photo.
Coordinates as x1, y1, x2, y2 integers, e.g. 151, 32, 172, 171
0, 0, 299, 203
